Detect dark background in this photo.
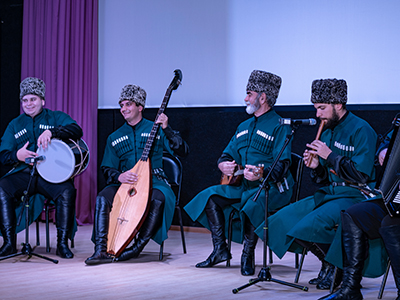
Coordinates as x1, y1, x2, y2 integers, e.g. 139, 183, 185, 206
2, 0, 400, 227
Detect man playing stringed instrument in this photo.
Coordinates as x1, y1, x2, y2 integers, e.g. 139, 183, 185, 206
0, 77, 83, 259
268, 79, 378, 290
85, 84, 189, 265
185, 70, 294, 276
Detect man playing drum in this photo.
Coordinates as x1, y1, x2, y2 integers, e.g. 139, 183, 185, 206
0, 77, 83, 259
85, 84, 189, 265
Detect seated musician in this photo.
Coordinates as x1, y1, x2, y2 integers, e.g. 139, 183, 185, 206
267, 79, 377, 290
184, 70, 294, 276
85, 84, 189, 265
319, 128, 400, 300
0, 77, 83, 259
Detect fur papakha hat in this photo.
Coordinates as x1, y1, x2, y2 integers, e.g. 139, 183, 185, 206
311, 79, 347, 104
20, 77, 46, 100
246, 70, 282, 107
119, 84, 147, 107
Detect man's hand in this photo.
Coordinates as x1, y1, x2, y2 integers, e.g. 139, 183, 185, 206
244, 164, 263, 181
156, 113, 168, 129
378, 148, 388, 166
118, 171, 138, 184
218, 161, 237, 176
16, 141, 38, 163
37, 129, 52, 149
303, 149, 319, 169
306, 140, 332, 160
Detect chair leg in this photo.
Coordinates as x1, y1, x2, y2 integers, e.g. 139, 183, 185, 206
226, 210, 235, 267
176, 206, 186, 254
378, 260, 391, 299
45, 204, 50, 253
269, 247, 273, 264
36, 219, 40, 246
295, 253, 299, 269
159, 241, 164, 261
330, 266, 338, 293
294, 247, 307, 283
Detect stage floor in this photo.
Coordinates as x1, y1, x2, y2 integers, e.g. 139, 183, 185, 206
0, 223, 397, 300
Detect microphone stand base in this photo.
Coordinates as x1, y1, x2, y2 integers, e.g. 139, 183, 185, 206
232, 266, 308, 294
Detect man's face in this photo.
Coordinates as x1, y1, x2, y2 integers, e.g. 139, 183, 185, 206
244, 91, 261, 115
21, 94, 44, 118
120, 100, 142, 123
314, 103, 340, 129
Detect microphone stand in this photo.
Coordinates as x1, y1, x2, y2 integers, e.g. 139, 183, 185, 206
232, 124, 308, 294
0, 161, 58, 264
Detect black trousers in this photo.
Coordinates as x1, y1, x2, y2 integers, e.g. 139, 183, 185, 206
0, 168, 76, 210
346, 199, 400, 240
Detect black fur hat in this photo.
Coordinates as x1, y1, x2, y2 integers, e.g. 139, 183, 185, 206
246, 70, 282, 107
311, 79, 347, 104
20, 77, 46, 100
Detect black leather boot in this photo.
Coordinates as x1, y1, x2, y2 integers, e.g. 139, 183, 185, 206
195, 199, 231, 268
318, 212, 367, 300
55, 189, 75, 259
316, 264, 343, 290
379, 224, 400, 300
85, 196, 114, 265
0, 188, 17, 257
117, 198, 164, 261
241, 221, 257, 276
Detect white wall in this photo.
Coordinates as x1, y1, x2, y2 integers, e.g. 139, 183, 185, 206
99, 0, 400, 108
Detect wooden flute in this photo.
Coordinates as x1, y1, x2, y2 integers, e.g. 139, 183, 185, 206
305, 119, 327, 167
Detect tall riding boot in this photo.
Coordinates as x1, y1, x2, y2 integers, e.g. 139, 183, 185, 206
117, 198, 165, 261
195, 200, 231, 268
241, 221, 257, 276
0, 188, 17, 257
318, 211, 367, 300
55, 189, 75, 259
379, 224, 400, 300
85, 196, 114, 265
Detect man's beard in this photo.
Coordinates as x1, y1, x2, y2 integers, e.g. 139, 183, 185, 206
245, 94, 261, 115
324, 107, 340, 130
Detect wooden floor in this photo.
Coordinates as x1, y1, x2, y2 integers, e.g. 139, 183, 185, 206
0, 222, 397, 300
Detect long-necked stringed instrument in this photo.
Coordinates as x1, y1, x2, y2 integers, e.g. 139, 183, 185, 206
107, 69, 182, 257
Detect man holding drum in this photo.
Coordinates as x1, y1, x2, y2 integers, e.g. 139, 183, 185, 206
0, 77, 83, 259
85, 84, 189, 265
267, 79, 377, 290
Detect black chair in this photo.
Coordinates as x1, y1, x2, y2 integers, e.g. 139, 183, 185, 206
378, 259, 391, 299
159, 152, 187, 260
35, 199, 74, 252
226, 152, 304, 267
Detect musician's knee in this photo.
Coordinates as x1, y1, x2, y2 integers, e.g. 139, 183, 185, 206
56, 188, 76, 205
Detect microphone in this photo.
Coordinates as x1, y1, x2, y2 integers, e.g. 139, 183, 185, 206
25, 156, 45, 164
279, 118, 317, 126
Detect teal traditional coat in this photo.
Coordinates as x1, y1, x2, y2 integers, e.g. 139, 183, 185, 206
185, 109, 293, 243
101, 119, 176, 245
0, 109, 80, 235
268, 112, 383, 275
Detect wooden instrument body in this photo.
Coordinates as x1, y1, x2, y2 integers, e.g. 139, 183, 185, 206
220, 165, 244, 186
220, 165, 263, 186
107, 159, 152, 256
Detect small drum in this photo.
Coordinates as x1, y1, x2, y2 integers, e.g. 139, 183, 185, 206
36, 139, 90, 183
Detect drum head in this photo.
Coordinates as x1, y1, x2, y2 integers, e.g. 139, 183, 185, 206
36, 139, 75, 183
